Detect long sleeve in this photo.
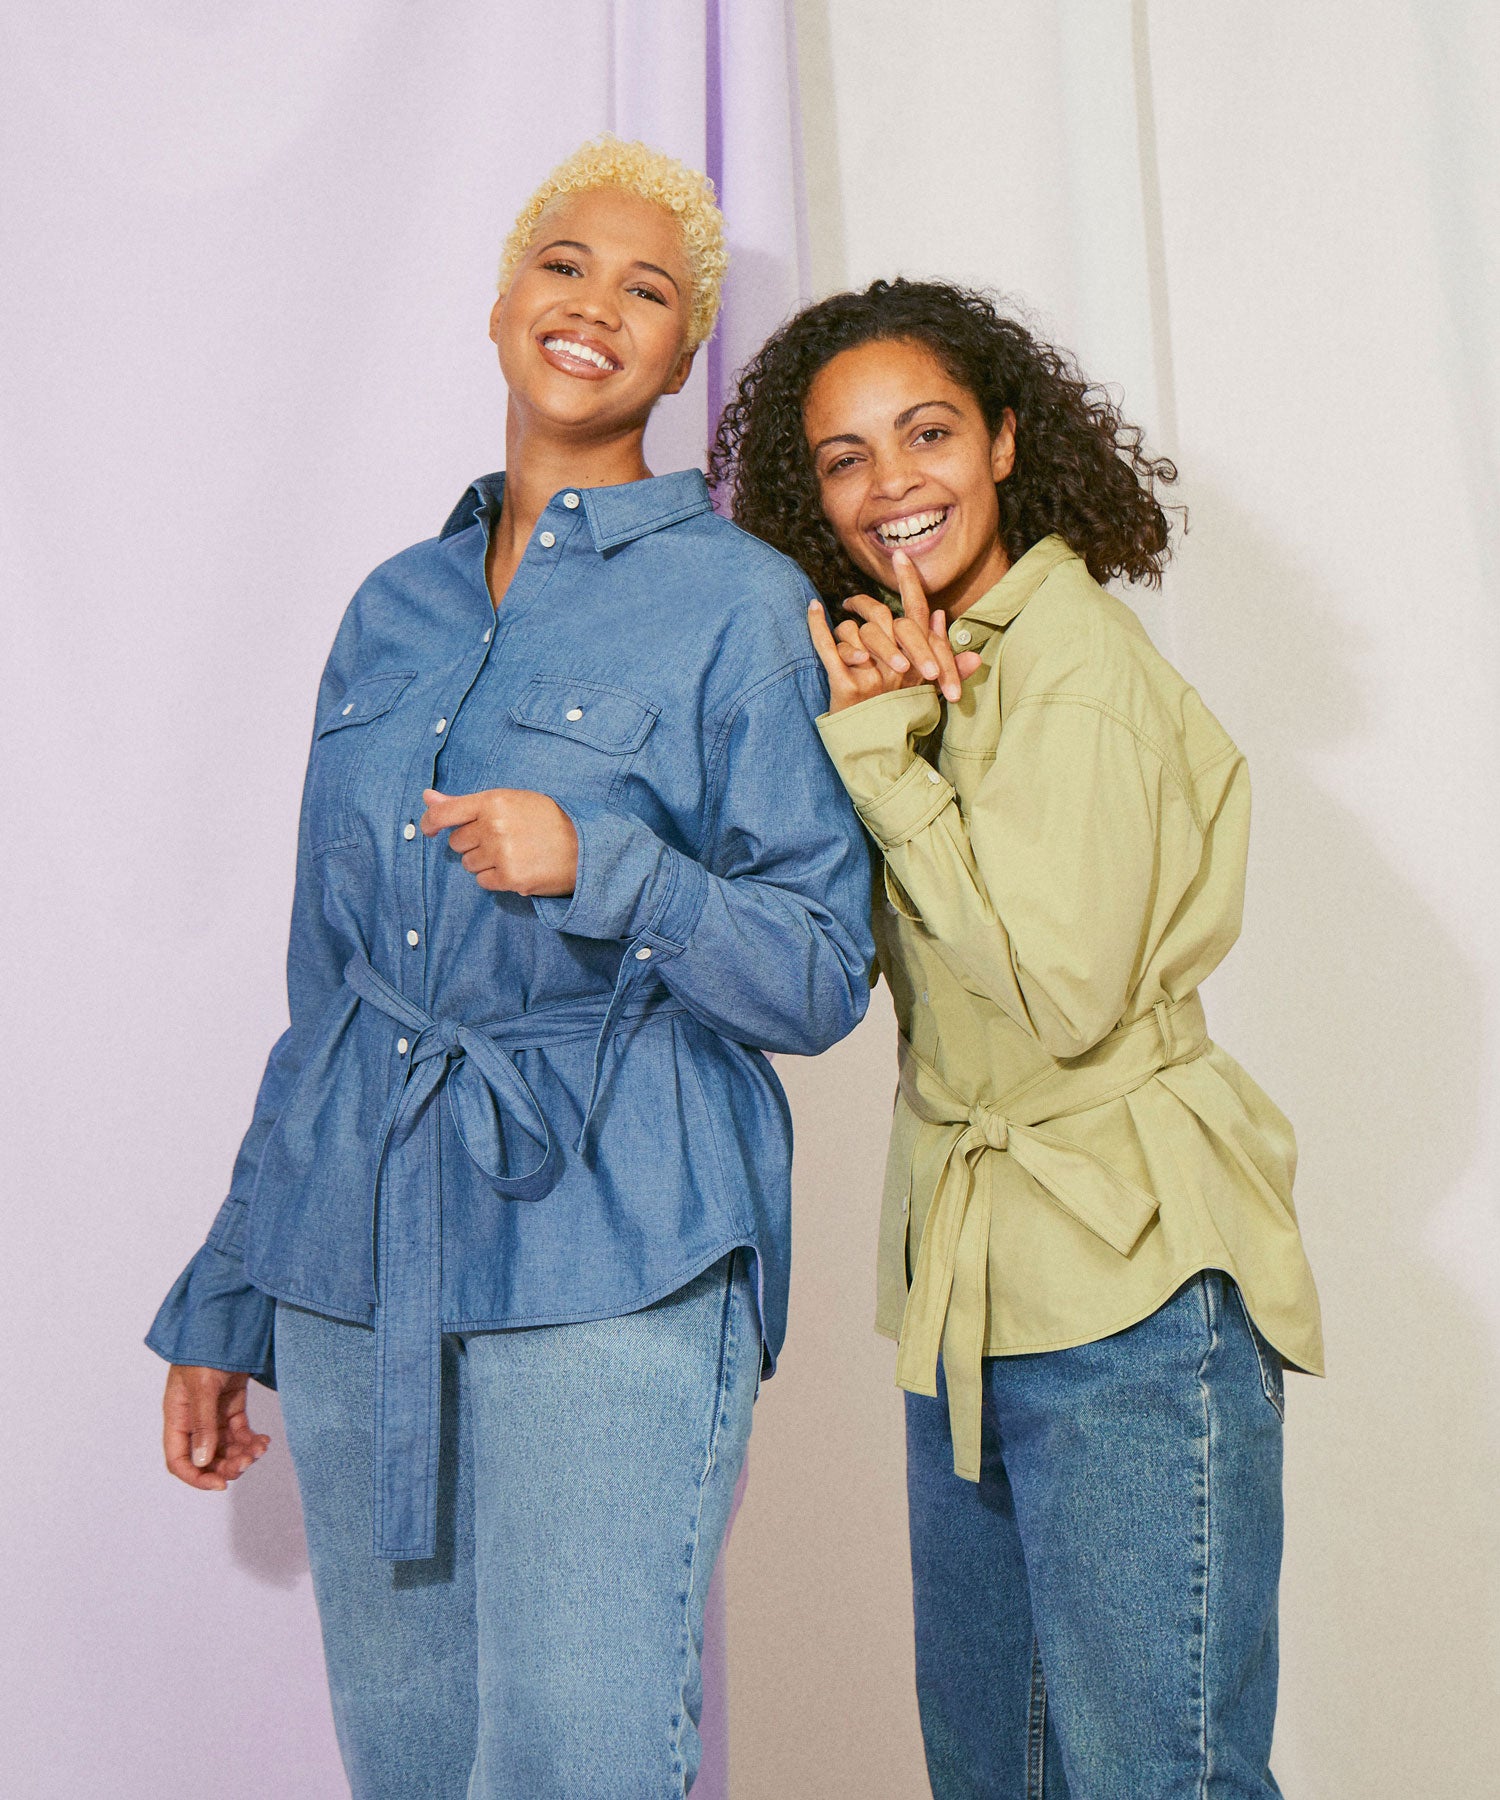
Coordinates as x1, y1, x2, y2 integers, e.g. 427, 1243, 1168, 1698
535, 659, 874, 1055
818, 683, 1210, 1060
146, 671, 352, 1381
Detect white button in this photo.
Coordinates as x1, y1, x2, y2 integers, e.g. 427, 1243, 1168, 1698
397, 1037, 409, 1055
482, 629, 492, 643
921, 989, 930, 1004
563, 492, 580, 509
635, 946, 653, 961
342, 702, 354, 716
952, 626, 972, 646
434, 718, 447, 734
566, 707, 584, 722
539, 531, 556, 548
403, 822, 416, 841
926, 769, 942, 784
406, 929, 420, 948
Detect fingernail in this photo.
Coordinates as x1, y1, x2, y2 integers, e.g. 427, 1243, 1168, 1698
192, 1444, 211, 1468
892, 656, 910, 672
945, 684, 961, 702
922, 663, 939, 680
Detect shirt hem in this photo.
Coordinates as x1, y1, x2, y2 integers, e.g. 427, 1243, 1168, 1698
877, 1258, 1324, 1376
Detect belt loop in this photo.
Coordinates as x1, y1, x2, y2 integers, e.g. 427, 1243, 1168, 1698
1153, 998, 1173, 1062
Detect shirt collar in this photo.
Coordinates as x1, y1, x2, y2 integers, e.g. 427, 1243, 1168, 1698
958, 534, 1079, 633
439, 468, 713, 550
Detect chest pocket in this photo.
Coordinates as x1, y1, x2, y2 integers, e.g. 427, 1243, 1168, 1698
505, 675, 658, 803
308, 672, 415, 856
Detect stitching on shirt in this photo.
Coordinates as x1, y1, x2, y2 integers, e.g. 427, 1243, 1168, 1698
1005, 693, 1206, 831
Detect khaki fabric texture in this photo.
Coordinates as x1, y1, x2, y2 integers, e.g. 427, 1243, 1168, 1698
816, 536, 1323, 1480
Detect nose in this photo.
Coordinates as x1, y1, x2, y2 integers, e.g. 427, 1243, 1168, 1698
868, 450, 924, 503
565, 277, 621, 333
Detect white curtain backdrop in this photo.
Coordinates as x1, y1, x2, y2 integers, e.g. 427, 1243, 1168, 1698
723, 4, 1500, 1797
0, 5, 804, 1795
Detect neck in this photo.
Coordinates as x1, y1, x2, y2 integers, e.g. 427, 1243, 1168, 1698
493, 398, 653, 552
937, 537, 1013, 619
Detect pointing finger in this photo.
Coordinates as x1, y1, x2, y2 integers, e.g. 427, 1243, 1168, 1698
890, 550, 932, 634
420, 789, 481, 836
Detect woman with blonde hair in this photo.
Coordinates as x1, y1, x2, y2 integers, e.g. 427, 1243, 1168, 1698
148, 139, 872, 1799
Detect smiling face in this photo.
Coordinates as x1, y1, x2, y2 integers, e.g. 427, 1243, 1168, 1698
490, 187, 696, 441
803, 336, 1016, 614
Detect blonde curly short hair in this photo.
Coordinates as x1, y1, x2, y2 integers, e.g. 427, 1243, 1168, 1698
499, 136, 727, 350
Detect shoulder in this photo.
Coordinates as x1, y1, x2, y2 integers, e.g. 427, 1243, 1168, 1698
1005, 553, 1240, 780
643, 509, 821, 669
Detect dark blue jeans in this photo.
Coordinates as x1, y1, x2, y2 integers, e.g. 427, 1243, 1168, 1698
906, 1272, 1286, 1800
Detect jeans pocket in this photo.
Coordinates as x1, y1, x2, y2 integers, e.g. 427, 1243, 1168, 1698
1231, 1284, 1286, 1421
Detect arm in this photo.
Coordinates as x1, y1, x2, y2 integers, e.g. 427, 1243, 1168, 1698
819, 684, 1196, 1059
147, 663, 352, 1387
536, 658, 874, 1054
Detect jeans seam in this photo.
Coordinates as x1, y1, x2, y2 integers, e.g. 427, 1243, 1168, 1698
1026, 1636, 1048, 1800
1194, 1276, 1217, 1800
666, 1256, 740, 1795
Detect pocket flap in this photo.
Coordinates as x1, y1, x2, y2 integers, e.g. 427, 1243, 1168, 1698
317, 673, 415, 736
509, 676, 658, 754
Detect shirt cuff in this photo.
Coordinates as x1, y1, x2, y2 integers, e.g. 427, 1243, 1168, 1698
817, 689, 954, 849
816, 685, 942, 806
145, 1242, 278, 1386
533, 804, 711, 951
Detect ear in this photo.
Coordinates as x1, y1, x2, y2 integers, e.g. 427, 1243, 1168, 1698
488, 292, 506, 346
661, 344, 697, 398
990, 407, 1018, 483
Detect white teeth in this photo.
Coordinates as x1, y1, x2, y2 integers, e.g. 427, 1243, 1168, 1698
875, 508, 948, 546
544, 336, 615, 372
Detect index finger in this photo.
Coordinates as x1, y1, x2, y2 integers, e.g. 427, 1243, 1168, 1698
890, 550, 931, 633
419, 789, 482, 835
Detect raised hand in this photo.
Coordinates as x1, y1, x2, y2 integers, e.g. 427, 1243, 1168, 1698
806, 548, 982, 715
420, 787, 579, 896
163, 1365, 270, 1490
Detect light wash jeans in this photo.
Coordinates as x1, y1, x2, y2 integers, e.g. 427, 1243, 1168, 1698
274, 1252, 758, 1799
906, 1272, 1286, 1800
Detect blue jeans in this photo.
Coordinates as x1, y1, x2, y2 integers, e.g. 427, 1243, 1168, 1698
906, 1272, 1286, 1800
274, 1252, 758, 1799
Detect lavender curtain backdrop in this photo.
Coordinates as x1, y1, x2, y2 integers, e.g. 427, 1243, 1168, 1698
0, 5, 805, 1795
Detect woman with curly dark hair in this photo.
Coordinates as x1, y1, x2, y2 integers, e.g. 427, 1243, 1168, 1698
713, 280, 1322, 1798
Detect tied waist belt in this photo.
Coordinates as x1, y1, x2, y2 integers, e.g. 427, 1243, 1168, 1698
894, 992, 1209, 1484
343, 951, 681, 1559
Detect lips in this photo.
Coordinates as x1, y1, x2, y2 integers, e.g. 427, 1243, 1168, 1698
538, 333, 622, 380
866, 505, 952, 558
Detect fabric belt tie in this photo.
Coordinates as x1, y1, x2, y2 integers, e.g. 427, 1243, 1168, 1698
893, 991, 1209, 1483
342, 950, 678, 1559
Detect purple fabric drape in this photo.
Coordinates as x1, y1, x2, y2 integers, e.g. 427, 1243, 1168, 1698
1, 4, 805, 1793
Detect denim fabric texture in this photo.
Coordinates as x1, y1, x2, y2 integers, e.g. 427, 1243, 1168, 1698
274, 1251, 759, 1800
147, 469, 873, 1557
905, 1273, 1285, 1800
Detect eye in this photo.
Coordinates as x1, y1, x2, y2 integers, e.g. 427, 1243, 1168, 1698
913, 425, 949, 445
627, 283, 669, 306
822, 453, 860, 477
542, 259, 582, 278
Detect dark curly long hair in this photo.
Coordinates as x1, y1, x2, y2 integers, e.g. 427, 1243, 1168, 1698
710, 278, 1181, 604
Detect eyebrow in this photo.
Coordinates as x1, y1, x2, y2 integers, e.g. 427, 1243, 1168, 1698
812, 399, 964, 457
534, 240, 682, 296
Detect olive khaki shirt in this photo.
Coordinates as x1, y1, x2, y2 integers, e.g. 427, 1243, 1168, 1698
816, 535, 1322, 1480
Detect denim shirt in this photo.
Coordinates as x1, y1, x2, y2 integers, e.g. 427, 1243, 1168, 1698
147, 468, 874, 1559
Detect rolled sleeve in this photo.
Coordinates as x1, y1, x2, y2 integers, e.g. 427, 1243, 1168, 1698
532, 806, 711, 950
